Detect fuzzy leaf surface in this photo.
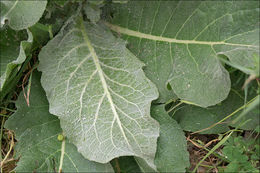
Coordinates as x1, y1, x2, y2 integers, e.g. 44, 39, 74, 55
106, 1, 259, 107
5, 71, 113, 172
0, 0, 47, 30
38, 18, 159, 166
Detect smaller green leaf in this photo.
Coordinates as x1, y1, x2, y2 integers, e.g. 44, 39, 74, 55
0, 1, 47, 30
222, 135, 259, 172
224, 161, 240, 173
28, 23, 50, 49
151, 105, 190, 172
222, 146, 248, 163
0, 27, 32, 92
5, 71, 113, 172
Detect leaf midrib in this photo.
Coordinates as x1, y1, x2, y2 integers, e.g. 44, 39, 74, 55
1, 0, 19, 20
105, 22, 258, 48
79, 18, 131, 150
28, 140, 79, 172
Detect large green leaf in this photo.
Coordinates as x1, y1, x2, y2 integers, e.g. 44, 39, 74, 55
132, 105, 190, 173
0, 27, 32, 91
106, 1, 259, 107
5, 71, 113, 172
0, 0, 47, 30
38, 18, 159, 167
151, 105, 189, 172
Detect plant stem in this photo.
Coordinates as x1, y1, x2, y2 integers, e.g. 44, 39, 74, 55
167, 102, 183, 113
192, 130, 234, 173
187, 137, 229, 163
191, 95, 258, 134
0, 55, 33, 102
0, 114, 9, 118
114, 158, 121, 173
192, 120, 251, 173
48, 25, 53, 39
232, 95, 259, 124
1, 131, 14, 172
58, 138, 65, 173
0, 107, 15, 112
0, 117, 5, 161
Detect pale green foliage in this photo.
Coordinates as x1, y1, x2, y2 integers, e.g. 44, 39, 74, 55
38, 18, 159, 167
5, 72, 113, 172
107, 1, 259, 107
0, 1, 259, 172
0, 0, 47, 30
